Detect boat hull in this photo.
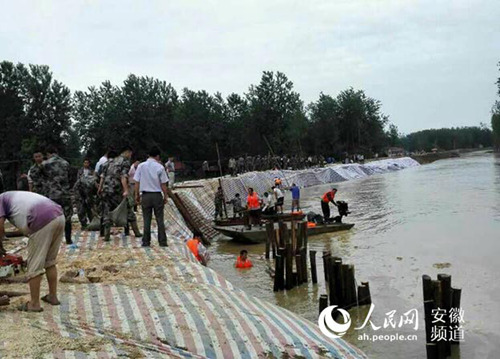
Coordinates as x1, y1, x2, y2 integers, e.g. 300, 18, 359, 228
214, 222, 354, 243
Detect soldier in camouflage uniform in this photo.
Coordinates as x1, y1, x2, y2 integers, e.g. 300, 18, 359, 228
73, 159, 97, 228
214, 186, 225, 220
42, 146, 73, 244
27, 150, 46, 194
98, 147, 142, 241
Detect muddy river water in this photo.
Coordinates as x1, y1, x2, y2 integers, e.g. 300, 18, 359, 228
210, 152, 500, 358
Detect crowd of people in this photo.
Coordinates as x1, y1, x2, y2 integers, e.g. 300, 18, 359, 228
0, 145, 180, 312
221, 153, 368, 176
0, 146, 347, 312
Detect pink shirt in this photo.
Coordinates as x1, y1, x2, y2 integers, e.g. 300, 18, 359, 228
0, 191, 63, 234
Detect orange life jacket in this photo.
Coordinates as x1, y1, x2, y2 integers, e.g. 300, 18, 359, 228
235, 256, 253, 268
186, 239, 202, 262
247, 193, 260, 210
322, 191, 336, 203
307, 221, 317, 228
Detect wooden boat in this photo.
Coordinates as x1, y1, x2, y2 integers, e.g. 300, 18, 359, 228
214, 222, 354, 243
214, 212, 305, 227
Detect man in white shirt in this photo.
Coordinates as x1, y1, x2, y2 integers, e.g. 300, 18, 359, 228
272, 186, 285, 214
95, 152, 108, 175
134, 147, 169, 247
262, 192, 275, 215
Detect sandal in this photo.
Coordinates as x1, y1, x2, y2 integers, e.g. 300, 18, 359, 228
18, 302, 43, 312
41, 294, 60, 306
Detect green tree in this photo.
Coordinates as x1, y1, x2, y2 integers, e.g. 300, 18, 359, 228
246, 71, 306, 154
0, 61, 73, 188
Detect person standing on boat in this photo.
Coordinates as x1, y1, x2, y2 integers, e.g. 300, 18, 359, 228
262, 192, 275, 215
214, 187, 225, 221
321, 188, 338, 221
246, 187, 261, 229
227, 193, 243, 218
272, 186, 284, 214
290, 183, 301, 212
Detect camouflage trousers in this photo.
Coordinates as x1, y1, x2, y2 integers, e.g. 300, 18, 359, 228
101, 193, 137, 227
75, 193, 96, 226
214, 203, 224, 220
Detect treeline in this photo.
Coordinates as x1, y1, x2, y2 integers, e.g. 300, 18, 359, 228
1, 61, 393, 164
492, 62, 500, 151
401, 126, 492, 152
0, 60, 494, 189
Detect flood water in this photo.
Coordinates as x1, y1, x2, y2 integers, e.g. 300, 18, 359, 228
210, 151, 500, 358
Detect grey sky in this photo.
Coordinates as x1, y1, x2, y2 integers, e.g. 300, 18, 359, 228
1, 0, 499, 133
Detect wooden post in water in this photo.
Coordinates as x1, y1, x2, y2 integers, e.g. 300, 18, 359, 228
300, 222, 308, 283
451, 287, 462, 346
280, 221, 294, 290
357, 281, 372, 306
333, 257, 344, 307
422, 275, 433, 301
343, 264, 356, 309
271, 229, 277, 259
319, 294, 328, 316
423, 299, 435, 344
309, 250, 317, 284
301, 248, 308, 283
327, 257, 337, 306
265, 222, 274, 259
322, 251, 331, 282
274, 248, 285, 291
437, 274, 452, 357
295, 253, 303, 284
426, 343, 438, 359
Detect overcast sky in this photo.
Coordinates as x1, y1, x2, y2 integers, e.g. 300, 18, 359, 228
1, 0, 499, 133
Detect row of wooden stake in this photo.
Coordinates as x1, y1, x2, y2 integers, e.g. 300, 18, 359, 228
266, 221, 309, 291
423, 274, 462, 359
319, 253, 371, 314
266, 220, 372, 317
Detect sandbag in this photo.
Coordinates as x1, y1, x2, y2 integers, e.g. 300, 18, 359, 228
110, 198, 128, 227
86, 216, 101, 231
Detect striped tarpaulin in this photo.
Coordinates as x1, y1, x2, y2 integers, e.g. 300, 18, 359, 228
220, 158, 419, 200
0, 201, 367, 358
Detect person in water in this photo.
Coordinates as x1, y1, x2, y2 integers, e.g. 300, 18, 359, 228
235, 249, 253, 268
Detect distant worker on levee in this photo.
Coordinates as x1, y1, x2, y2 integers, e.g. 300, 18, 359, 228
321, 188, 338, 221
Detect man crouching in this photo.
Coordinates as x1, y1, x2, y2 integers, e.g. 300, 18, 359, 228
0, 191, 65, 312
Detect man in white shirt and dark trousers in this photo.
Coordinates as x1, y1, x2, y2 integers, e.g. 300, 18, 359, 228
134, 147, 169, 247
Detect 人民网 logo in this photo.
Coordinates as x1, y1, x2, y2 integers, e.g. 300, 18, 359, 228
318, 305, 351, 338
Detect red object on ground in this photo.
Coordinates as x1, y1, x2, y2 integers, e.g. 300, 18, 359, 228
0, 254, 24, 267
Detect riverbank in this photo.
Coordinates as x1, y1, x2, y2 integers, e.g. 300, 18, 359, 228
411, 147, 490, 164
0, 202, 366, 358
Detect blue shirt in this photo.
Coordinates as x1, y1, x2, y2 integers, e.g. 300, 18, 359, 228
290, 186, 300, 200
134, 158, 169, 192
